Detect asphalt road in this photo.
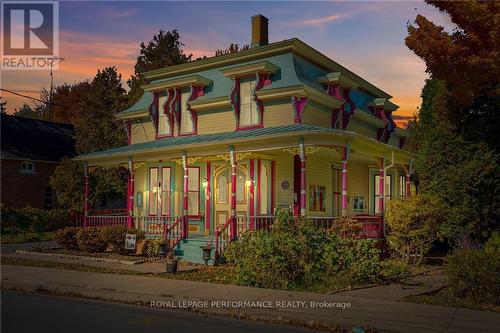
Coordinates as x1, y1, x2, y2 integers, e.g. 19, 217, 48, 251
1, 291, 317, 333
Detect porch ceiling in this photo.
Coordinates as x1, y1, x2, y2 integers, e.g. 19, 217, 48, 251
74, 124, 415, 166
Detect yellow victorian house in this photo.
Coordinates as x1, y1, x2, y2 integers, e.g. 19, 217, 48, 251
75, 15, 415, 263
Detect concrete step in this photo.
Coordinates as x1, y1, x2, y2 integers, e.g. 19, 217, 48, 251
174, 236, 217, 264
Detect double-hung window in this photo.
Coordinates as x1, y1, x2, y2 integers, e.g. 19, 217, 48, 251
374, 174, 392, 214
149, 167, 171, 216
187, 167, 200, 216
239, 79, 259, 127
399, 175, 407, 197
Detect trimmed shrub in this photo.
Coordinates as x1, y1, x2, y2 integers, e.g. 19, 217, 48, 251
54, 227, 81, 250
225, 214, 381, 290
446, 249, 500, 304
101, 226, 145, 254
385, 195, 444, 264
76, 228, 107, 253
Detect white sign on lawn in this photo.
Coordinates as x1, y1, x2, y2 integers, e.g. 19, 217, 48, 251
125, 234, 136, 250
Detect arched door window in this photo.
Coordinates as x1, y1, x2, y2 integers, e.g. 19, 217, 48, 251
217, 173, 228, 203
260, 165, 269, 214
236, 173, 246, 203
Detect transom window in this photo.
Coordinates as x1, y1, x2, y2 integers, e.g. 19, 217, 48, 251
239, 79, 259, 127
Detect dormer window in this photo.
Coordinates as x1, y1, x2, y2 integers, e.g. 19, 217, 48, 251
179, 90, 193, 134
158, 95, 171, 136
222, 60, 279, 131
143, 75, 212, 138
239, 79, 259, 127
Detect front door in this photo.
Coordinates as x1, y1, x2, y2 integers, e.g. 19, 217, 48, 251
214, 166, 248, 228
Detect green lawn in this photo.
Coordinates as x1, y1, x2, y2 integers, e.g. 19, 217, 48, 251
404, 287, 500, 313
1, 232, 55, 244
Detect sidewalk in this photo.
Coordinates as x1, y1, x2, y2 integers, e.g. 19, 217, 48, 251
2, 265, 499, 333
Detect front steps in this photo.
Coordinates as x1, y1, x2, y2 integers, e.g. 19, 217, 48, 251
174, 235, 216, 265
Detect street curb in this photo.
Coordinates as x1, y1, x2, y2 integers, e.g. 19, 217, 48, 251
1, 280, 401, 333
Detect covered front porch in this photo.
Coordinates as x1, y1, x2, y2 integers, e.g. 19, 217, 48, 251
76, 125, 415, 258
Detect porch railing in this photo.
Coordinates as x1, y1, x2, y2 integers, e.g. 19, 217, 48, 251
135, 216, 179, 237
88, 208, 127, 216
86, 216, 128, 228
85, 215, 187, 238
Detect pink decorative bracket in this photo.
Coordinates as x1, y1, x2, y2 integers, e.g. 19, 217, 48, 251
186, 85, 205, 134
292, 96, 308, 123
326, 83, 345, 128
341, 89, 356, 130
229, 78, 241, 127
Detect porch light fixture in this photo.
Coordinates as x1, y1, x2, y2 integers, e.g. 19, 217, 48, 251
202, 178, 209, 188
246, 177, 254, 187
152, 186, 158, 194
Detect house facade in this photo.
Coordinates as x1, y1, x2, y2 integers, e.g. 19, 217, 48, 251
76, 15, 415, 259
1, 114, 76, 209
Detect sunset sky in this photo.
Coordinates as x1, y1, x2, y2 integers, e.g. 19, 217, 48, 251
1, 1, 455, 126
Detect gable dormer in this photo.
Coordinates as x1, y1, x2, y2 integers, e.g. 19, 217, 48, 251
143, 75, 212, 137
221, 61, 279, 130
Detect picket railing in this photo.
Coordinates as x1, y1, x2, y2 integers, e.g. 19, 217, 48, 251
134, 216, 178, 237
86, 216, 128, 228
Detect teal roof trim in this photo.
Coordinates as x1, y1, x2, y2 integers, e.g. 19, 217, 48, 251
119, 92, 153, 116
76, 124, 343, 160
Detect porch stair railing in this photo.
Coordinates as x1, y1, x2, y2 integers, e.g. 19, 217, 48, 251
163, 216, 188, 255
214, 216, 236, 263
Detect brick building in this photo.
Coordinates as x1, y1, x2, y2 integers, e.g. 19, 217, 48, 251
1, 114, 76, 209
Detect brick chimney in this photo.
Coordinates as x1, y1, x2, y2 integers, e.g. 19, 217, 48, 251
251, 14, 269, 48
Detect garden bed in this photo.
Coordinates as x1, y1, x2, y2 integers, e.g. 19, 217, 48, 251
14, 247, 161, 265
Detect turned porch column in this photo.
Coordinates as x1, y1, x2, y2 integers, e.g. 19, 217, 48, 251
182, 153, 189, 238
83, 162, 89, 227
127, 159, 134, 229
299, 141, 306, 216
341, 146, 349, 217
205, 161, 211, 235
229, 147, 237, 239
378, 157, 385, 215
249, 159, 255, 231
